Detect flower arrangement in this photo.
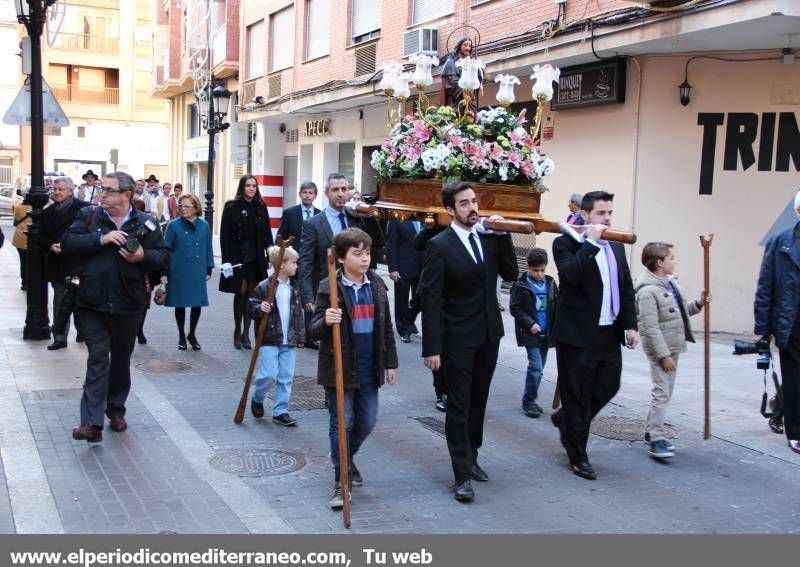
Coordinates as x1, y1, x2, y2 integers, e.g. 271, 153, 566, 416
370, 105, 554, 192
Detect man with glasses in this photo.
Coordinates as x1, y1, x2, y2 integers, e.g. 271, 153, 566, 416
61, 172, 169, 442
41, 176, 91, 350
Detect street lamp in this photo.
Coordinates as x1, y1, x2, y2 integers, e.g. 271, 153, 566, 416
196, 78, 231, 230
15, 0, 58, 341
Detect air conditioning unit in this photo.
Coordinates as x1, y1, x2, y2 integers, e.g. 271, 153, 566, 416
403, 28, 438, 58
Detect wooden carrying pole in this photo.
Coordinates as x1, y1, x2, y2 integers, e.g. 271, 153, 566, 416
700, 234, 714, 439
327, 248, 351, 528
234, 236, 294, 424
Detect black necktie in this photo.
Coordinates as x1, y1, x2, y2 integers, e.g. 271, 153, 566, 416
468, 233, 483, 265
338, 212, 347, 231
669, 280, 693, 342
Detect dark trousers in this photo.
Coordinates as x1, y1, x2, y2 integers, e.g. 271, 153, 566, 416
393, 277, 419, 336
78, 309, 140, 428
443, 339, 500, 482
51, 282, 82, 340
779, 335, 800, 441
555, 327, 622, 465
433, 368, 446, 399
17, 248, 26, 287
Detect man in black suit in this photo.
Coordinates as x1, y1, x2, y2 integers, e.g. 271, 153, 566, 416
277, 181, 321, 243
299, 173, 378, 346
386, 218, 424, 343
41, 176, 90, 350
419, 182, 518, 502
551, 190, 639, 480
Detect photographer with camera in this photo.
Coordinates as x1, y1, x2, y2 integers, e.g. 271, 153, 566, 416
754, 190, 800, 455
61, 171, 170, 443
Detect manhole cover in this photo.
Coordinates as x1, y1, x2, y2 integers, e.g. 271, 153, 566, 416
410, 416, 446, 438
268, 375, 326, 410
209, 448, 305, 477
590, 417, 677, 441
136, 361, 198, 374
33, 388, 83, 401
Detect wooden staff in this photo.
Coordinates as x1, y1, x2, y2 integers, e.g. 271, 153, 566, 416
552, 384, 561, 410
327, 247, 351, 528
699, 234, 714, 439
233, 236, 294, 424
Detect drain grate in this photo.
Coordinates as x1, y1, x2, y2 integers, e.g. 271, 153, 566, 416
268, 375, 327, 410
33, 388, 83, 401
135, 361, 198, 374
410, 416, 446, 438
590, 416, 677, 442
209, 448, 306, 477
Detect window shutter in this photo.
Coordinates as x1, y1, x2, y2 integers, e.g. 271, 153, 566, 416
270, 8, 295, 72
413, 0, 453, 23
246, 20, 264, 80
352, 0, 381, 38
306, 0, 330, 60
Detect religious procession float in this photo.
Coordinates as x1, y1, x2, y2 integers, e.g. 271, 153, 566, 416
361, 35, 636, 245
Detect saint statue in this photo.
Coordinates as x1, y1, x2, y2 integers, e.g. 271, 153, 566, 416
441, 37, 484, 114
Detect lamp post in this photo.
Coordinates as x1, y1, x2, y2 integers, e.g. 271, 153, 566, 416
196, 78, 231, 231
16, 0, 57, 341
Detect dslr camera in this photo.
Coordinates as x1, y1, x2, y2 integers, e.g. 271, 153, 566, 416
123, 218, 158, 253
732, 337, 771, 370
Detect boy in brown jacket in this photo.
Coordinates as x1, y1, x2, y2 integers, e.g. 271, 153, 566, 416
635, 242, 707, 459
311, 228, 398, 509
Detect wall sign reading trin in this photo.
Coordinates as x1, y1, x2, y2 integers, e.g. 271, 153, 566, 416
304, 119, 331, 137
550, 59, 626, 110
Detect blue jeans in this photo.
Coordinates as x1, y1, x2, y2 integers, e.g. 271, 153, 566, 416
325, 375, 379, 481
523, 345, 548, 406
250, 345, 296, 416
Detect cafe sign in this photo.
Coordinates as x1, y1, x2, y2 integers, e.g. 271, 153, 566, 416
304, 119, 331, 137
551, 59, 627, 110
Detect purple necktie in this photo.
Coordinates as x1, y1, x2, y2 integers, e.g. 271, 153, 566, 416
598, 240, 620, 318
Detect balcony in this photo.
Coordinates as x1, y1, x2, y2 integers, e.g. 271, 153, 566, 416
50, 33, 120, 54
51, 84, 119, 105
211, 25, 226, 67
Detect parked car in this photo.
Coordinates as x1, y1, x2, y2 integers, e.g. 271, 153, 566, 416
0, 185, 20, 217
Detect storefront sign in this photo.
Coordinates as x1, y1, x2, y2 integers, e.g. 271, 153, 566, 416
551, 59, 626, 110
304, 119, 331, 137
697, 111, 799, 195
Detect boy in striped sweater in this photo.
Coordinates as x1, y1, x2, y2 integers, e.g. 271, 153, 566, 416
311, 228, 398, 509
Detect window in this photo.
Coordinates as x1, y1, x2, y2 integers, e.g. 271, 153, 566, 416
270, 7, 294, 73
338, 143, 355, 188
0, 158, 13, 185
413, 0, 453, 23
246, 20, 265, 80
305, 0, 330, 60
188, 103, 200, 139
77, 126, 86, 137
352, 0, 380, 43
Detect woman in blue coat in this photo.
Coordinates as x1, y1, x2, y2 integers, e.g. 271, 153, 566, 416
161, 193, 215, 350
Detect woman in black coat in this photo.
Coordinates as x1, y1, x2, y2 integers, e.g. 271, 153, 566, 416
219, 174, 273, 349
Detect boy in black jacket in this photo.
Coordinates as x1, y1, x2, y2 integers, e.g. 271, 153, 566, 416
509, 248, 558, 418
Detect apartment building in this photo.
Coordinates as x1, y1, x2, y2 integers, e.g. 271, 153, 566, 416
235, 0, 799, 333
149, 0, 241, 233
0, 0, 21, 184
24, 0, 171, 182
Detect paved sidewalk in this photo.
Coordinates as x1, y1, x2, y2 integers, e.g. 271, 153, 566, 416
1, 218, 798, 534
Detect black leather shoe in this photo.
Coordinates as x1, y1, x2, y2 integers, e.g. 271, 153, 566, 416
571, 461, 597, 480
306, 341, 319, 350
435, 394, 447, 413
137, 333, 147, 345
187, 335, 201, 351
400, 334, 411, 343
251, 399, 264, 418
109, 416, 128, 432
454, 480, 474, 502
233, 330, 242, 350
241, 336, 252, 350
47, 340, 67, 351
178, 338, 187, 351
471, 463, 489, 482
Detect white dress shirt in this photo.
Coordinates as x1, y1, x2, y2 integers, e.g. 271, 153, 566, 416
450, 222, 483, 264
274, 277, 292, 345
585, 238, 615, 325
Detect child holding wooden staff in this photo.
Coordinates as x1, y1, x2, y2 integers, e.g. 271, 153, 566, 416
311, 228, 398, 509
247, 245, 305, 426
635, 242, 707, 459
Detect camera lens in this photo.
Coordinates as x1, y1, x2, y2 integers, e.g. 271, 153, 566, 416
124, 239, 140, 253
